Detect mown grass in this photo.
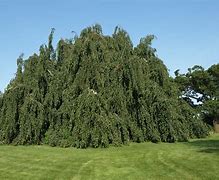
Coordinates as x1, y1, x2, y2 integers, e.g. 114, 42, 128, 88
0, 134, 219, 180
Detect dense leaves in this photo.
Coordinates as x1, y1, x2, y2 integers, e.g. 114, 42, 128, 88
0, 25, 209, 148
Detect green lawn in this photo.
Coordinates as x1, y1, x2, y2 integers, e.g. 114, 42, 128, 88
0, 134, 219, 180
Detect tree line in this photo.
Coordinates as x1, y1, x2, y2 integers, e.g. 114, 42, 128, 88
0, 24, 217, 148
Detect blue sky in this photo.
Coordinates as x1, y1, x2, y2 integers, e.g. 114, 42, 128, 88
0, 0, 218, 92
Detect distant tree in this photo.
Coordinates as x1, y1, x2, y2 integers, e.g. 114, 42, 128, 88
175, 64, 219, 126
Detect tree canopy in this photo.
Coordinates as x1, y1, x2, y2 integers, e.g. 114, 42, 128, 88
0, 25, 209, 148
175, 64, 219, 126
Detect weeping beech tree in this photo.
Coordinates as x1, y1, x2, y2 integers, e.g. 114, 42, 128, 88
0, 25, 209, 148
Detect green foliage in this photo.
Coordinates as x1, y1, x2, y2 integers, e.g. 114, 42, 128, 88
175, 64, 219, 126
0, 25, 209, 148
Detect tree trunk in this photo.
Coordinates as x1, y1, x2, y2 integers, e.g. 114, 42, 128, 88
213, 118, 219, 133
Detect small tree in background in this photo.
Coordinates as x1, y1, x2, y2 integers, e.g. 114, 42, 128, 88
175, 64, 219, 130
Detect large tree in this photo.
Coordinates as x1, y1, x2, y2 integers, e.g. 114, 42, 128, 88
0, 25, 209, 148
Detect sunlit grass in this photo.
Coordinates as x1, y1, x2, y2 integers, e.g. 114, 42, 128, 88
0, 134, 218, 180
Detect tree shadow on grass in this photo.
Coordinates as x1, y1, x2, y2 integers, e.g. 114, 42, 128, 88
187, 138, 219, 154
